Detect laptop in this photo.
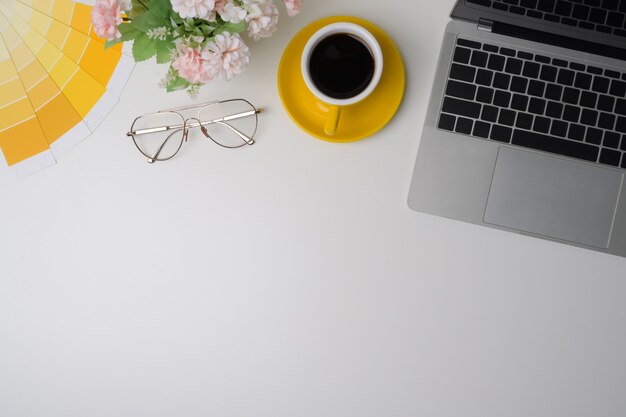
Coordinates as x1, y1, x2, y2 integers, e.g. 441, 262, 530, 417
408, 0, 626, 256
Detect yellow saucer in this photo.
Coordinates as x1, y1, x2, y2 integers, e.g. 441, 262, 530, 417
278, 16, 406, 143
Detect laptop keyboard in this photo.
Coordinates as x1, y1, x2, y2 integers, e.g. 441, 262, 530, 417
438, 37, 626, 168
467, 0, 626, 38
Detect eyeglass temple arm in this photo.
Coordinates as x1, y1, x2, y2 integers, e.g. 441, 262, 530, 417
127, 108, 264, 137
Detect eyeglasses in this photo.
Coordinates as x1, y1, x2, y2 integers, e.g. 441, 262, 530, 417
126, 98, 263, 163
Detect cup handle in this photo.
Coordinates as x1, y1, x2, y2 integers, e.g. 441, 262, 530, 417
324, 105, 341, 136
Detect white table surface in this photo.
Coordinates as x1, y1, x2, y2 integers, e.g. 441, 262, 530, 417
1, 0, 626, 416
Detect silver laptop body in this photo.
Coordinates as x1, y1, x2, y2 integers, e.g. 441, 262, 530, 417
409, 0, 626, 257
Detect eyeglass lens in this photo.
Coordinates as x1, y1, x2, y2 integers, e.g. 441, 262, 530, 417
198, 99, 258, 149
131, 112, 186, 161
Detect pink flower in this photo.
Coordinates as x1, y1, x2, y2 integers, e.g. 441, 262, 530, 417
172, 44, 214, 84
91, 0, 124, 40
170, 0, 216, 19
206, 0, 226, 21
245, 1, 278, 41
282, 0, 302, 17
202, 32, 250, 81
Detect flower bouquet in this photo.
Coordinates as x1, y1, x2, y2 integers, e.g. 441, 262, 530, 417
92, 0, 303, 94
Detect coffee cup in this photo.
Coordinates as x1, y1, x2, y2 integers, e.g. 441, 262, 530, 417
301, 22, 384, 136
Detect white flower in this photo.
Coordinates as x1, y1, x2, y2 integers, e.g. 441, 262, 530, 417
219, 0, 247, 23
202, 32, 250, 81
146, 26, 169, 41
170, 0, 215, 19
244, 0, 278, 41
119, 0, 132, 10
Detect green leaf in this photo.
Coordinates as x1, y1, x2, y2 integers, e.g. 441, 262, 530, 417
103, 24, 141, 48
120, 24, 143, 40
213, 22, 245, 35
199, 24, 215, 35
147, 0, 172, 17
155, 42, 174, 64
132, 33, 159, 61
166, 74, 191, 92
131, 9, 168, 32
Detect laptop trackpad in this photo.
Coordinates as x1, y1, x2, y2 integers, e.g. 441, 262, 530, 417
484, 147, 623, 249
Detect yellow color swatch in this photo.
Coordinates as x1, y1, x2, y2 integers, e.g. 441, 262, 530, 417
0, 36, 50, 166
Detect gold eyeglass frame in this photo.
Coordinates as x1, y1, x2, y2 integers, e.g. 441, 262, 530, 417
126, 98, 263, 163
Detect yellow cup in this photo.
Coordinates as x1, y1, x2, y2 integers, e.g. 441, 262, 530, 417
301, 22, 384, 136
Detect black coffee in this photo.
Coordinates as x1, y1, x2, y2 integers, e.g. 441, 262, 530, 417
309, 33, 375, 100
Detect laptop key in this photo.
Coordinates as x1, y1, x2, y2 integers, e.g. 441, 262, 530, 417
572, 4, 590, 20
446, 80, 477, 100
569, 124, 587, 140
488, 54, 506, 71
473, 121, 491, 138
455, 117, 473, 134
597, 95, 615, 112
477, 87, 495, 103
617, 99, 626, 115
528, 80, 546, 96
604, 132, 621, 148
529, 98, 547, 115
490, 125, 513, 143
493, 2, 509, 10
442, 97, 482, 118
551, 120, 568, 137
557, 69, 575, 85
471, 51, 489, 68
563, 105, 581, 122
457, 39, 482, 49
494, 90, 512, 107
563, 87, 580, 104
516, 113, 534, 129
589, 7, 608, 24
580, 91, 598, 108
592, 76, 610, 93
599, 148, 621, 166
574, 73, 592, 90
523, 61, 541, 78
598, 113, 616, 130
546, 101, 564, 118
606, 11, 625, 27
586, 127, 603, 144
505, 58, 523, 75
533, 116, 551, 133
537, 0, 556, 13
617, 117, 626, 133
450, 64, 476, 83
493, 73, 511, 89
438, 114, 456, 131
609, 80, 626, 97
554, 0, 573, 16
499, 109, 517, 126
540, 65, 558, 82
580, 109, 599, 126
475, 69, 494, 86
481, 105, 499, 122
467, 0, 492, 6
453, 47, 471, 64
545, 83, 563, 100
512, 129, 599, 162
511, 76, 528, 93
512, 94, 530, 111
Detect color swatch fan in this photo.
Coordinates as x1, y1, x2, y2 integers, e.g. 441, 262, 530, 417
0, 0, 134, 177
